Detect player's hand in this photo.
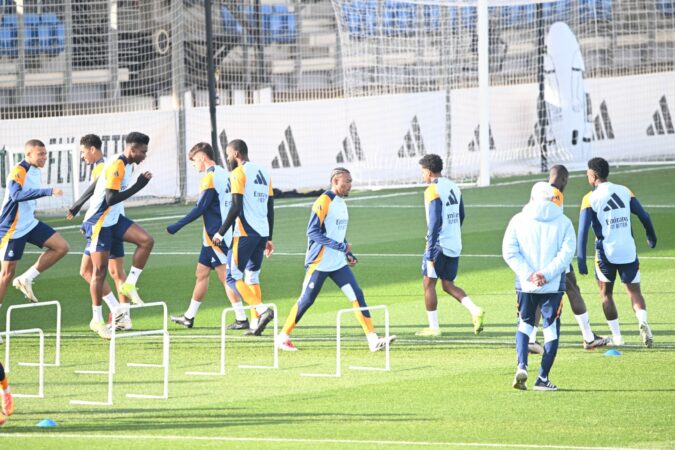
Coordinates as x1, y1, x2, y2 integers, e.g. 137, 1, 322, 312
66, 210, 74, 220
577, 258, 588, 275
647, 237, 656, 248
265, 240, 275, 258
166, 224, 178, 235
344, 243, 352, 254
529, 272, 545, 287
52, 187, 64, 197
137, 172, 152, 187
212, 232, 223, 245
346, 252, 358, 267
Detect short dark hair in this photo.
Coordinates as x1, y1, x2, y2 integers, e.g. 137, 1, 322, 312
588, 157, 609, 179
25, 139, 45, 149
188, 142, 214, 161
227, 139, 248, 157
126, 132, 150, 146
418, 154, 443, 174
330, 167, 351, 183
80, 134, 102, 150
550, 164, 568, 178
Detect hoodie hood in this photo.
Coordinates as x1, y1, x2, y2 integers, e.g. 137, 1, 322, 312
522, 200, 562, 222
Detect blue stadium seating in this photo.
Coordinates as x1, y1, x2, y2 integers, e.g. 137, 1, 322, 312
0, 14, 17, 55
41, 13, 65, 54
270, 4, 297, 43
579, 0, 613, 22
220, 5, 243, 38
0, 13, 66, 56
657, 0, 675, 16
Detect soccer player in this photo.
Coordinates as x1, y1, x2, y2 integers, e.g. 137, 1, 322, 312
0, 361, 12, 426
80, 132, 154, 339
1, 140, 69, 306
275, 168, 396, 352
213, 139, 274, 336
577, 157, 657, 347
503, 182, 575, 391
416, 154, 484, 337
528, 165, 609, 354
67, 134, 132, 331
168, 143, 248, 329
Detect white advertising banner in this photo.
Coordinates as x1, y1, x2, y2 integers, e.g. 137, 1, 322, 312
185, 92, 446, 196
0, 110, 179, 212
450, 71, 675, 179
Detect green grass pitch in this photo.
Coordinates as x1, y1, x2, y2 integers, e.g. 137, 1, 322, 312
0, 166, 673, 449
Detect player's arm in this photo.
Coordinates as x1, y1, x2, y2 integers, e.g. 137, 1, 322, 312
459, 197, 465, 226
306, 196, 347, 252
267, 195, 274, 240
104, 173, 151, 207
8, 179, 53, 202
67, 181, 97, 217
217, 193, 241, 237
630, 195, 657, 248
425, 195, 442, 260
501, 217, 536, 281
167, 188, 215, 235
540, 219, 576, 282
576, 195, 594, 275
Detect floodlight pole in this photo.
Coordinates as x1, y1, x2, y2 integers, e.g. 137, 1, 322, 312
536, 2, 548, 173
477, 0, 490, 187
204, 0, 221, 165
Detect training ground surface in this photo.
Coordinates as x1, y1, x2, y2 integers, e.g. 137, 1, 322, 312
0, 166, 673, 449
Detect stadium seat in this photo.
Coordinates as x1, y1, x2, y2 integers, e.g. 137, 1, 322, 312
220, 5, 243, 38
41, 13, 65, 54
460, 6, 476, 30
423, 4, 440, 32
0, 14, 17, 55
241, 5, 272, 44
270, 4, 297, 44
23, 13, 40, 55
579, 0, 613, 22
657, 0, 675, 16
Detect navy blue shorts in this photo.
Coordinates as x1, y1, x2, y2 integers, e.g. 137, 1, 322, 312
422, 253, 459, 281
228, 236, 267, 281
594, 246, 640, 284
82, 215, 134, 256
199, 245, 228, 269
0, 221, 56, 261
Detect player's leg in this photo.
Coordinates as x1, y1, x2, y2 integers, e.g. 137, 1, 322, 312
13, 223, 69, 302
276, 268, 329, 351
2, 238, 26, 304
82, 252, 124, 328
243, 237, 270, 332
438, 255, 484, 335
528, 306, 544, 355
0, 360, 12, 421
534, 292, 563, 391
619, 260, 652, 347
0, 260, 18, 307
89, 248, 112, 339
566, 269, 609, 349
513, 291, 536, 390
331, 265, 396, 352
218, 261, 249, 330
418, 255, 442, 336
170, 261, 211, 329
595, 251, 622, 345
119, 217, 154, 304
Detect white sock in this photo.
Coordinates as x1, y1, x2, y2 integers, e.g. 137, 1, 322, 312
255, 304, 269, 315
126, 266, 143, 285
426, 310, 439, 329
277, 332, 289, 342
102, 292, 120, 311
22, 266, 40, 281
529, 326, 538, 344
607, 319, 622, 340
635, 309, 648, 324
231, 301, 247, 321
461, 296, 481, 316
250, 317, 259, 329
366, 332, 379, 350
185, 299, 201, 319
574, 312, 595, 342
92, 305, 103, 323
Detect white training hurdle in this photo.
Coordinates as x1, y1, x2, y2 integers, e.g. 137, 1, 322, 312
70, 301, 170, 406
301, 305, 391, 378
186, 303, 278, 376
3, 328, 44, 398
5, 300, 61, 367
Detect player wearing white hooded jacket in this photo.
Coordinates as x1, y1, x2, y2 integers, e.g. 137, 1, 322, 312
502, 182, 576, 391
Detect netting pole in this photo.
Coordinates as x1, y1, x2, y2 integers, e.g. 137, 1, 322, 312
63, 0, 74, 105
477, 0, 490, 187
172, 0, 187, 200
536, 1, 548, 173
204, 0, 221, 165
108, 0, 120, 99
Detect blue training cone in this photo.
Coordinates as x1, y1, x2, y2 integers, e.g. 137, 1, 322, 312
36, 419, 57, 427
604, 349, 622, 357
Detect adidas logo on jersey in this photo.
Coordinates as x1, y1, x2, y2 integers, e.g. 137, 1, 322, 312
603, 193, 626, 212
271, 126, 301, 169
254, 171, 268, 185
646, 95, 674, 136
337, 121, 365, 163
467, 124, 495, 153
397, 116, 427, 158
592, 100, 614, 141
445, 190, 459, 206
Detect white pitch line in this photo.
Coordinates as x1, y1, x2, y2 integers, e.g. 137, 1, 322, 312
0, 432, 643, 449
